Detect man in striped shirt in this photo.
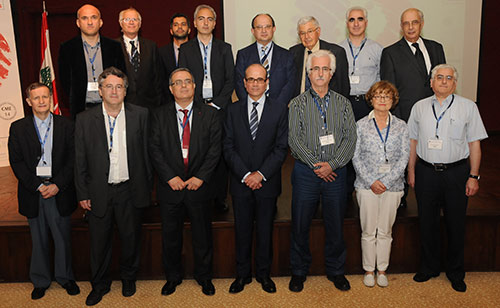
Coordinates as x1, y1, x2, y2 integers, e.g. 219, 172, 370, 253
288, 50, 356, 293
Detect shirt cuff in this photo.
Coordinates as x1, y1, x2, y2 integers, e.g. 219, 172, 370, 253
241, 172, 251, 183
257, 171, 267, 181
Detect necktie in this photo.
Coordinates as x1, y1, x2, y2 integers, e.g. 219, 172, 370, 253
412, 42, 427, 74
250, 102, 259, 140
180, 109, 190, 171
305, 50, 312, 91
130, 40, 140, 73
260, 46, 271, 96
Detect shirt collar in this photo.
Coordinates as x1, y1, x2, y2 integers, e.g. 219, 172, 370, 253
247, 93, 266, 105
405, 37, 424, 48
123, 35, 138, 45
34, 113, 52, 127
309, 87, 331, 101
198, 35, 213, 48
305, 40, 320, 53
257, 41, 273, 52
431, 94, 454, 109
175, 101, 193, 112
102, 102, 125, 118
82, 36, 100, 48
368, 110, 393, 124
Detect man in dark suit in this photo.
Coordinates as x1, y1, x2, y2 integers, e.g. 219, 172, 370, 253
149, 68, 221, 297
75, 67, 151, 306
159, 13, 191, 104
178, 4, 234, 212
8, 83, 79, 300
225, 64, 288, 294
380, 8, 446, 122
117, 7, 162, 110
289, 16, 350, 99
59, 4, 126, 119
234, 13, 296, 106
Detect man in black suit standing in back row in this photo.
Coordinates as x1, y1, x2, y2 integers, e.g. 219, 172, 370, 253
117, 7, 162, 110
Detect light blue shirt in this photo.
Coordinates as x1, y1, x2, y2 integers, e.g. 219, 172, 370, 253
353, 111, 409, 191
256, 41, 274, 70
198, 36, 213, 99
34, 113, 53, 168
408, 94, 488, 163
339, 38, 382, 95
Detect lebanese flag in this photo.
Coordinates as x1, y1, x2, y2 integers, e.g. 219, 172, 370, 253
39, 9, 61, 115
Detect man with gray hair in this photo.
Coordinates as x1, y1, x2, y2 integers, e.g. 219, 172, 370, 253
75, 67, 151, 305
290, 16, 350, 98
288, 50, 356, 293
407, 64, 487, 292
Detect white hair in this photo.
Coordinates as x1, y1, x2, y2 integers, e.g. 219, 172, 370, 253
306, 50, 336, 74
346, 6, 368, 21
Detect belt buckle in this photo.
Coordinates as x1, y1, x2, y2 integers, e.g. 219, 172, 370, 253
434, 163, 445, 172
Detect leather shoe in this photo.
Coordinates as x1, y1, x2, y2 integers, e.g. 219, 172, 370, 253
122, 279, 136, 297
85, 288, 110, 306
328, 275, 351, 291
413, 272, 439, 282
451, 279, 467, 292
229, 277, 251, 293
256, 276, 276, 293
62, 280, 80, 295
161, 280, 182, 296
31, 287, 47, 300
198, 279, 215, 296
289, 275, 306, 292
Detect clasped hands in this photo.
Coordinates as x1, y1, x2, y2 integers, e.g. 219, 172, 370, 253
168, 176, 204, 191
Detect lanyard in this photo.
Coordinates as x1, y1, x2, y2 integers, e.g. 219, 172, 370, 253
83, 42, 100, 81
261, 43, 273, 63
33, 113, 52, 165
313, 94, 330, 130
107, 114, 118, 153
201, 40, 211, 79
178, 108, 193, 141
373, 116, 391, 162
431, 94, 455, 139
348, 38, 366, 75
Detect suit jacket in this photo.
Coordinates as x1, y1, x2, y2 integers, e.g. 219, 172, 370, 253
178, 38, 234, 111
118, 36, 162, 109
234, 42, 296, 106
224, 98, 288, 198
159, 42, 178, 104
149, 100, 222, 204
289, 39, 351, 98
8, 114, 76, 218
74, 103, 151, 218
380, 37, 446, 121
58, 36, 126, 119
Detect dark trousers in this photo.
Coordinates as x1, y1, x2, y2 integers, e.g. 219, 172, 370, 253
28, 194, 74, 288
415, 159, 469, 281
232, 195, 277, 278
290, 161, 347, 276
160, 199, 213, 282
212, 156, 229, 204
88, 181, 143, 291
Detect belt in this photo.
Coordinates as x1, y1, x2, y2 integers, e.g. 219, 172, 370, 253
108, 180, 129, 187
40, 178, 52, 184
418, 158, 467, 172
203, 98, 213, 104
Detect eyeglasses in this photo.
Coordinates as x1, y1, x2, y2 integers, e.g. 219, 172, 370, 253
197, 16, 215, 22
309, 66, 332, 73
245, 77, 267, 84
101, 84, 125, 91
348, 17, 365, 23
402, 20, 421, 27
373, 95, 392, 101
254, 25, 273, 31
171, 79, 193, 86
298, 27, 318, 37
435, 74, 455, 81
121, 17, 140, 23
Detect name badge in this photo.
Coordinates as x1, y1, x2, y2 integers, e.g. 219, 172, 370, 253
36, 166, 52, 177
319, 134, 335, 146
182, 148, 189, 159
428, 139, 443, 150
87, 81, 99, 92
349, 75, 360, 84
203, 78, 213, 90
378, 163, 391, 174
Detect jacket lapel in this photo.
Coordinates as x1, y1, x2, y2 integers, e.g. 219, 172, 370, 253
239, 100, 252, 140
398, 38, 427, 79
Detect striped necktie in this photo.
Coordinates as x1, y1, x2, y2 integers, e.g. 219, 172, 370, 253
130, 40, 140, 73
250, 102, 259, 140
260, 45, 271, 96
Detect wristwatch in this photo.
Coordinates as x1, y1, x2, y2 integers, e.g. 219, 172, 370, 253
469, 174, 480, 180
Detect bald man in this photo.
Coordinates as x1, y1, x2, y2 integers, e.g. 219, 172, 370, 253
59, 4, 126, 119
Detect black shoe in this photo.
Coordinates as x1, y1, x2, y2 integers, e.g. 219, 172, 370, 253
327, 275, 351, 291
85, 288, 110, 306
31, 287, 47, 300
122, 279, 136, 297
289, 275, 306, 292
62, 280, 80, 295
451, 279, 467, 292
256, 276, 276, 293
229, 277, 251, 293
161, 280, 182, 296
413, 272, 439, 282
198, 279, 215, 296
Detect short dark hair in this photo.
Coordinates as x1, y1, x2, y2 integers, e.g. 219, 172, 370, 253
169, 67, 195, 85
170, 13, 190, 28
97, 67, 128, 88
251, 13, 275, 29
365, 81, 400, 108
25, 82, 50, 99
